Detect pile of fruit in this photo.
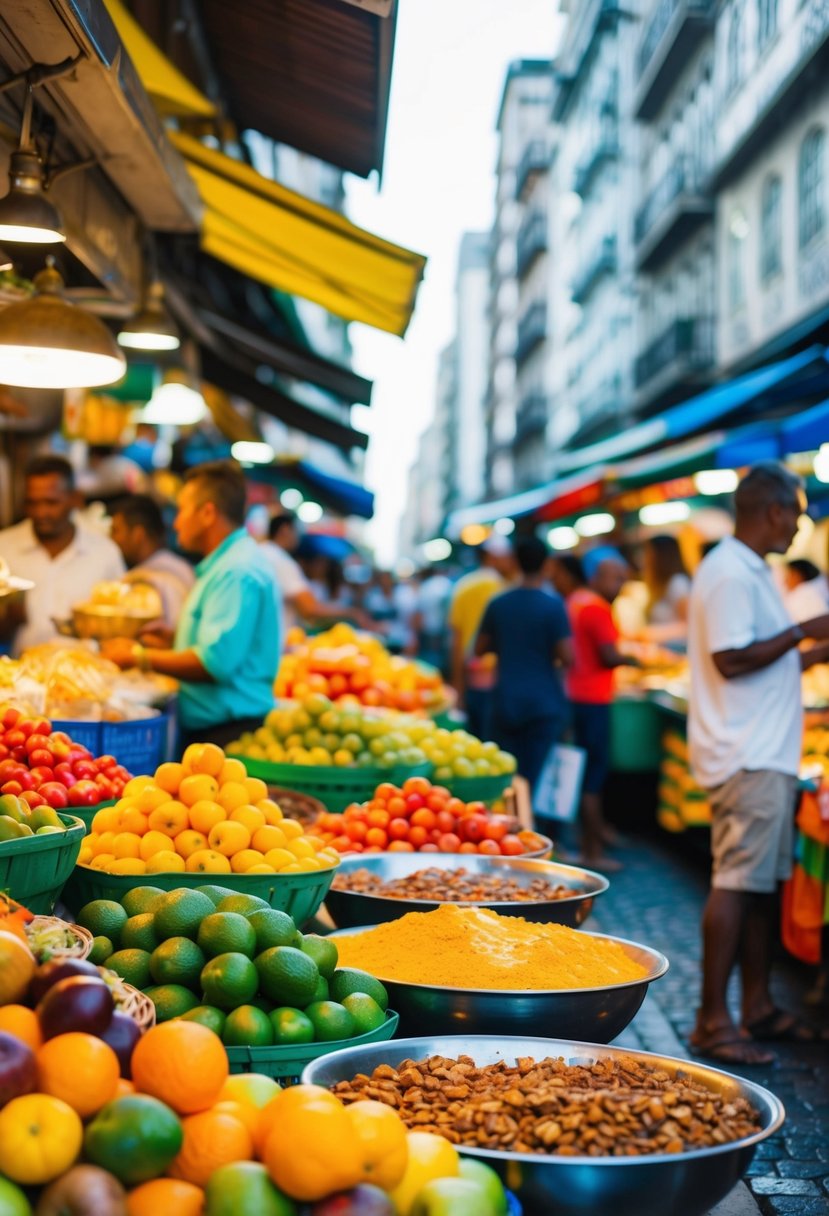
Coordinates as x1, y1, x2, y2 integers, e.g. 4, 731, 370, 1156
0, 1008, 507, 1215
310, 776, 549, 857
0, 792, 73, 843
277, 622, 449, 713
0, 707, 131, 809
78, 744, 340, 876
77, 887, 390, 1049
231, 699, 516, 780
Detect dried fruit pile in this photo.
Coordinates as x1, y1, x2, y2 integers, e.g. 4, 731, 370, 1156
333, 865, 574, 903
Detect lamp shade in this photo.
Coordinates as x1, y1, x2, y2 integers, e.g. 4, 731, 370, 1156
117, 281, 180, 350
0, 262, 126, 388
0, 150, 65, 244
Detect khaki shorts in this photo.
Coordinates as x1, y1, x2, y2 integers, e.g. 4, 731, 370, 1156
709, 769, 797, 894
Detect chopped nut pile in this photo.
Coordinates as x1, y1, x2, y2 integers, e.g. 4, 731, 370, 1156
331, 1054, 763, 1157
332, 866, 574, 903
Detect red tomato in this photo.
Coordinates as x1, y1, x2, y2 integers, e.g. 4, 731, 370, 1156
425, 792, 447, 813
39, 782, 70, 809
375, 783, 398, 802
1, 708, 21, 729
438, 832, 461, 853
477, 839, 501, 855
20, 790, 44, 808
95, 777, 115, 800
466, 801, 487, 816
386, 796, 407, 818
402, 776, 431, 798
431, 786, 451, 800
24, 734, 51, 756
4, 730, 25, 749
345, 821, 368, 842
65, 781, 100, 806
410, 808, 436, 830
1, 781, 22, 796
331, 835, 352, 852
18, 720, 37, 739
28, 767, 55, 786
365, 827, 388, 849
0, 746, 8, 761
71, 760, 99, 781
419, 843, 440, 852
28, 749, 54, 769
367, 809, 389, 829
388, 818, 410, 841
435, 810, 457, 834
459, 842, 478, 853
10, 748, 27, 764
445, 798, 466, 817
15, 771, 34, 791
388, 840, 415, 852
407, 826, 428, 849
30, 718, 52, 737
404, 793, 425, 813
500, 835, 526, 855
96, 754, 117, 770
0, 760, 22, 782
459, 814, 487, 844
51, 765, 75, 788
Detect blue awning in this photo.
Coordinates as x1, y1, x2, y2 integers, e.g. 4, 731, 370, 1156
247, 459, 374, 520
445, 468, 605, 536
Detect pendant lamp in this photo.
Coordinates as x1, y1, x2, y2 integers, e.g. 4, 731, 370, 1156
0, 89, 65, 244
0, 260, 126, 388
117, 281, 180, 351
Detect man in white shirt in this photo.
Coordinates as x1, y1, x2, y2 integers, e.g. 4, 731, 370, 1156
0, 455, 124, 655
688, 462, 829, 1065
109, 494, 195, 631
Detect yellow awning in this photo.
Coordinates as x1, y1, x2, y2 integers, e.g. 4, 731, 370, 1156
104, 0, 216, 119
170, 133, 426, 337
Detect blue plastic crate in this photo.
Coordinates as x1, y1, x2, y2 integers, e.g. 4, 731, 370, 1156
52, 712, 172, 775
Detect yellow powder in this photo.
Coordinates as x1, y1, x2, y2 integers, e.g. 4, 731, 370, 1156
335, 904, 649, 990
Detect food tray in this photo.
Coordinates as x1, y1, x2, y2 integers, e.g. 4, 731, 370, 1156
225, 1010, 399, 1082
0, 813, 86, 914
52, 713, 170, 773
64, 862, 337, 927
229, 758, 432, 814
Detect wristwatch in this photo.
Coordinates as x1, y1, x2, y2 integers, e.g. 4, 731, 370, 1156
131, 642, 151, 672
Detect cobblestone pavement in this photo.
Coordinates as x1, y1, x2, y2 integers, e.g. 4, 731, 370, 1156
587, 829, 829, 1216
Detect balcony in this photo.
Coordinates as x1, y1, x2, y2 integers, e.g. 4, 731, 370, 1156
635, 316, 715, 402
554, 0, 624, 119
635, 0, 714, 120
573, 128, 619, 199
570, 235, 617, 305
514, 140, 549, 201
634, 156, 713, 270
570, 376, 623, 442
515, 302, 548, 366
516, 210, 548, 278
515, 391, 549, 445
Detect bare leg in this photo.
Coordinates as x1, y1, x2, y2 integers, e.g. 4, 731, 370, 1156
739, 892, 776, 1025
580, 791, 606, 862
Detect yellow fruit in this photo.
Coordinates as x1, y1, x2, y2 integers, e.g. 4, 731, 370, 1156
264, 848, 295, 872
95, 831, 116, 855
216, 782, 248, 813
182, 742, 226, 778
257, 799, 283, 824
155, 762, 185, 794
333, 750, 353, 767
185, 849, 232, 874
91, 807, 119, 833
208, 820, 250, 857
279, 862, 303, 873
145, 850, 185, 873
252, 826, 286, 853
78, 845, 93, 865
89, 854, 115, 871
218, 758, 247, 785
244, 777, 268, 803
229, 805, 265, 835
140, 830, 175, 861
287, 838, 316, 861
293, 857, 320, 872
123, 776, 154, 797
148, 801, 189, 838
179, 775, 220, 807
188, 801, 226, 836
112, 832, 142, 860
280, 818, 304, 841
138, 786, 171, 814
119, 807, 149, 835
231, 849, 267, 873
245, 864, 275, 874
174, 829, 209, 859
110, 857, 147, 876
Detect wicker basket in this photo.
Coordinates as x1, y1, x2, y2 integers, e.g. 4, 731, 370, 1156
26, 916, 93, 961
116, 981, 156, 1032
267, 787, 327, 826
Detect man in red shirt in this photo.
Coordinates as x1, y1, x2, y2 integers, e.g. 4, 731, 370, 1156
552, 550, 634, 870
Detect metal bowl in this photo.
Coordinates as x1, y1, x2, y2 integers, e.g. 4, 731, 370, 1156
71, 605, 159, 641
324, 853, 609, 929
328, 927, 667, 1041
303, 1035, 785, 1216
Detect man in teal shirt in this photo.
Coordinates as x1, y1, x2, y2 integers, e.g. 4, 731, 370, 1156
104, 461, 279, 749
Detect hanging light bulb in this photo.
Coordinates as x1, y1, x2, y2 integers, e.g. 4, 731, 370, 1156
0, 260, 125, 388
0, 246, 12, 272
0, 88, 65, 244
117, 281, 180, 351
141, 369, 207, 425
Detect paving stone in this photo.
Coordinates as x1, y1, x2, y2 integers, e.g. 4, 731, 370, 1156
776, 1161, 828, 1179
750, 1177, 821, 1195
762, 1198, 829, 1215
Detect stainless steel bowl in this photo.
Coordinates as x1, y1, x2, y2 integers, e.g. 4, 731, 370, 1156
329, 927, 668, 1041
303, 1035, 785, 1216
324, 853, 609, 929
71, 605, 159, 641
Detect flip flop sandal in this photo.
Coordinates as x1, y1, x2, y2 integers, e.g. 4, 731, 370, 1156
689, 1030, 775, 1066
743, 1008, 817, 1042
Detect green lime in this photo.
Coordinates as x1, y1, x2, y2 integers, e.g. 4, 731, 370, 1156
254, 946, 318, 1007
248, 908, 299, 952
77, 900, 128, 946
104, 948, 152, 988
201, 952, 259, 1010
304, 1000, 355, 1042
299, 934, 338, 979
121, 913, 160, 953
197, 912, 257, 959
121, 886, 165, 917
216, 893, 270, 917
329, 968, 388, 1011
195, 884, 236, 906
180, 1005, 226, 1036
458, 1158, 509, 1215
153, 889, 214, 940
222, 1005, 274, 1047
341, 992, 386, 1034
310, 974, 329, 1002
150, 937, 206, 988
269, 1007, 315, 1045
0, 1176, 31, 1216
205, 1161, 296, 1216
84, 1094, 183, 1185
149, 984, 200, 1022
89, 935, 113, 965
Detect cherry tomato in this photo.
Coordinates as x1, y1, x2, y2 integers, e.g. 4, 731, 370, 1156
388, 840, 415, 852
419, 843, 440, 852
367, 809, 389, 829
410, 808, 436, 830
365, 827, 388, 848
438, 832, 461, 853
477, 839, 501, 855
375, 783, 398, 801
408, 826, 428, 849
459, 842, 478, 853
459, 814, 487, 844
387, 796, 407, 818
500, 835, 526, 855
345, 821, 368, 842
404, 793, 425, 813
402, 776, 431, 798
388, 817, 410, 840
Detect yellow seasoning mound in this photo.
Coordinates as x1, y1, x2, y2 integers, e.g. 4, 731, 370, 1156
335, 904, 649, 990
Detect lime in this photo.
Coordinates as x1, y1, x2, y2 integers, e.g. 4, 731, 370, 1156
458, 1158, 509, 1215
195, 884, 236, 907
254, 946, 318, 1007
121, 913, 160, 953
180, 1005, 226, 1036
216, 893, 270, 917
310, 974, 329, 1002
341, 992, 386, 1034
150, 937, 206, 988
304, 1000, 355, 1042
269, 1007, 314, 1045
197, 912, 257, 959
247, 908, 299, 952
201, 952, 259, 1010
0, 1176, 31, 1216
77, 900, 128, 945
329, 968, 388, 1011
222, 1005, 274, 1047
149, 984, 200, 1022
153, 889, 214, 940
105, 948, 152, 988
84, 1094, 183, 1185
89, 935, 113, 965
205, 1161, 296, 1216
121, 886, 165, 917
299, 934, 338, 979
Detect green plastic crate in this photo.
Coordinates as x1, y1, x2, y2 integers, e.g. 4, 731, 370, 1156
0, 813, 85, 914
228, 758, 432, 813
226, 1010, 399, 1082
63, 861, 336, 927
65, 799, 117, 832
610, 697, 663, 772
442, 772, 513, 805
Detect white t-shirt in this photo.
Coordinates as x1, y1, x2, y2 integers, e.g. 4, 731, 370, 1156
258, 541, 309, 637
688, 535, 802, 789
784, 578, 829, 624
0, 519, 125, 655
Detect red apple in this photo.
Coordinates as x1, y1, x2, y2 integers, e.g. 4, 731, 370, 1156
29, 717, 52, 737
38, 783, 70, 809
52, 764, 75, 787
29, 766, 56, 786
24, 734, 51, 757
28, 750, 54, 770
0, 1030, 37, 1107
65, 781, 99, 806
71, 760, 99, 781
18, 720, 37, 739
0, 745, 9, 762
94, 777, 115, 801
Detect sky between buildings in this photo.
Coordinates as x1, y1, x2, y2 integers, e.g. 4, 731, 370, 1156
347, 0, 564, 566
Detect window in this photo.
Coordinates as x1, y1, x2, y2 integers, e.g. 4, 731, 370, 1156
799, 128, 826, 250
726, 3, 744, 96
760, 174, 782, 281
728, 208, 748, 312
757, 0, 777, 48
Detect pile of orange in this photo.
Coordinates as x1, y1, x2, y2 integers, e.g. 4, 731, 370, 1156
77, 743, 339, 876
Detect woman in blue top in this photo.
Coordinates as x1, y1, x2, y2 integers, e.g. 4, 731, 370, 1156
475, 535, 572, 794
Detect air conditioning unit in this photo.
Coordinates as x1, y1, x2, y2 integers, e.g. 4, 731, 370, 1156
336, 0, 394, 16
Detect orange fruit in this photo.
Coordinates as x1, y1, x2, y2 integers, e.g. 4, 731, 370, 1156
185, 849, 232, 874
252, 826, 286, 853
138, 786, 172, 814
188, 801, 226, 836
257, 799, 284, 826
168, 1110, 252, 1187
182, 743, 226, 778
0, 1004, 41, 1050
244, 777, 268, 804
207, 821, 250, 857
116, 1079, 136, 1098
155, 762, 186, 795
212, 1098, 259, 1140
127, 1177, 205, 1216
229, 805, 266, 835
140, 830, 175, 861
146, 850, 186, 874
112, 832, 142, 859
179, 775, 220, 807
260, 1085, 361, 1200
0, 1093, 83, 1184
123, 775, 154, 797
263, 848, 295, 872
119, 808, 150, 835
218, 758, 247, 785
230, 849, 266, 874
92, 806, 120, 832
148, 801, 189, 838
175, 829, 209, 859
37, 1032, 120, 1118
216, 782, 249, 813
346, 1098, 408, 1190
131, 1022, 228, 1115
